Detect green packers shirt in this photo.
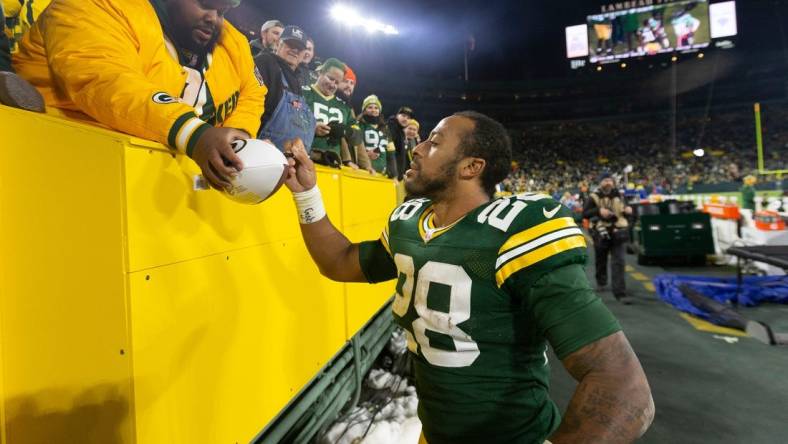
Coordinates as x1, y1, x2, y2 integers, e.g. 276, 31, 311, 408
302, 85, 353, 155
358, 193, 621, 444
358, 120, 395, 174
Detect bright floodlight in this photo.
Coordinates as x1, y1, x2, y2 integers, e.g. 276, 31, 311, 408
330, 4, 399, 35
693, 148, 706, 157
331, 4, 361, 25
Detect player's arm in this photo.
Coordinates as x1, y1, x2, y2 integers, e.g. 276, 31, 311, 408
549, 331, 654, 443
522, 265, 654, 443
282, 138, 367, 283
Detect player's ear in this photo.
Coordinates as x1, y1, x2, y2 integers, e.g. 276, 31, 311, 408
459, 157, 485, 180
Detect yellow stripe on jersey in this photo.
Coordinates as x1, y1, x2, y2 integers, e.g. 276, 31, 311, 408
417, 207, 432, 240
495, 235, 586, 287
499, 217, 576, 255
417, 207, 464, 242
380, 224, 392, 256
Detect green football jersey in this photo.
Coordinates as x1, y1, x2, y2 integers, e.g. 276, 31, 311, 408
358, 120, 394, 174
302, 85, 353, 155
358, 193, 621, 443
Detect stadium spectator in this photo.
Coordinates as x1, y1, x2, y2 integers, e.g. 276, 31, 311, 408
403, 118, 420, 166
333, 65, 372, 173
251, 19, 283, 57
0, 0, 44, 111
336, 66, 356, 112
302, 37, 315, 65
302, 58, 354, 167
255, 25, 315, 149
342, 124, 374, 174
560, 191, 579, 211
387, 105, 413, 180
740, 175, 757, 211
358, 94, 396, 177
14, 0, 266, 190
297, 36, 318, 88
576, 182, 590, 206
583, 173, 633, 304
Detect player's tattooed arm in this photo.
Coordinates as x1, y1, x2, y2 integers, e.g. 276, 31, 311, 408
548, 331, 655, 444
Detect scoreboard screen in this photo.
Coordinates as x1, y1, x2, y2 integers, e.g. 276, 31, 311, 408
565, 1, 737, 63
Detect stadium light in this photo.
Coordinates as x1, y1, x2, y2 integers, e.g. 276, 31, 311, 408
693, 148, 706, 157
330, 4, 399, 35
330, 5, 361, 24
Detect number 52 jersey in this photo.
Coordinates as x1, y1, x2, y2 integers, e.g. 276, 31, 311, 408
358, 193, 621, 444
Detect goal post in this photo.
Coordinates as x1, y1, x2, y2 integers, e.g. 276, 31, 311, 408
755, 102, 788, 176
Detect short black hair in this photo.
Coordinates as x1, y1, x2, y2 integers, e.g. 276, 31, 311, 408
453, 111, 512, 197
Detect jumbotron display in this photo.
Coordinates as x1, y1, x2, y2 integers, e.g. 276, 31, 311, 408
565, 1, 738, 63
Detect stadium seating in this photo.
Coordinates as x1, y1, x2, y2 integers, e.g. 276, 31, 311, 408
502, 105, 787, 195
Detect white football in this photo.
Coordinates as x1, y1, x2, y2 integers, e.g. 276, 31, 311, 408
223, 139, 288, 204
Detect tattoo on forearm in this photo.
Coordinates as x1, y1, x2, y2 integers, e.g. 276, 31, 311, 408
550, 332, 655, 444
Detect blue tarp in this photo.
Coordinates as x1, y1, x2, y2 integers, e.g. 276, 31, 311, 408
654, 274, 788, 321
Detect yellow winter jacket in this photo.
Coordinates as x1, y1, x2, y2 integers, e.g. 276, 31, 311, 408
13, 0, 266, 155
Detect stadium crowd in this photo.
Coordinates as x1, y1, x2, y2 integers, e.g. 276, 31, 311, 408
502, 106, 788, 196
1, 0, 784, 197
0, 0, 422, 187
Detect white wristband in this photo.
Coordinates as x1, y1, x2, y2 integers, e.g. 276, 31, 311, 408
293, 186, 326, 224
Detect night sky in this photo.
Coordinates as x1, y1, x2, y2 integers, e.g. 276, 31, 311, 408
228, 0, 788, 84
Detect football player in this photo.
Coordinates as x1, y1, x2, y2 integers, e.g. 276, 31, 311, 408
671, 7, 701, 48
282, 111, 654, 443
647, 13, 670, 49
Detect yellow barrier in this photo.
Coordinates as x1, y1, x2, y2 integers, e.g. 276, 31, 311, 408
0, 105, 396, 443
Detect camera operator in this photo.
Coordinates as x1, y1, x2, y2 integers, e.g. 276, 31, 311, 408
583, 173, 633, 304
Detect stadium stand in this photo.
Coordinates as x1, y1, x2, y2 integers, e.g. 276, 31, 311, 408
503, 104, 788, 195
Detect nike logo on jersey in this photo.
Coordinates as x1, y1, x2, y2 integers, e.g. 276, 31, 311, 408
543, 205, 561, 219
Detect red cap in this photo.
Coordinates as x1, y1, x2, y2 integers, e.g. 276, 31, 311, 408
344, 66, 357, 83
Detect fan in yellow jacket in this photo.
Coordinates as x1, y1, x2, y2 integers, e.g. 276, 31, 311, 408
13, 0, 267, 189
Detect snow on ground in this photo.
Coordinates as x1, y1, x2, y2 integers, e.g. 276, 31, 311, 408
320, 330, 420, 444
320, 370, 420, 444
360, 416, 421, 444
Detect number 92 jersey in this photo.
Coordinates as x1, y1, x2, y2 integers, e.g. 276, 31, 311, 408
358, 193, 620, 444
